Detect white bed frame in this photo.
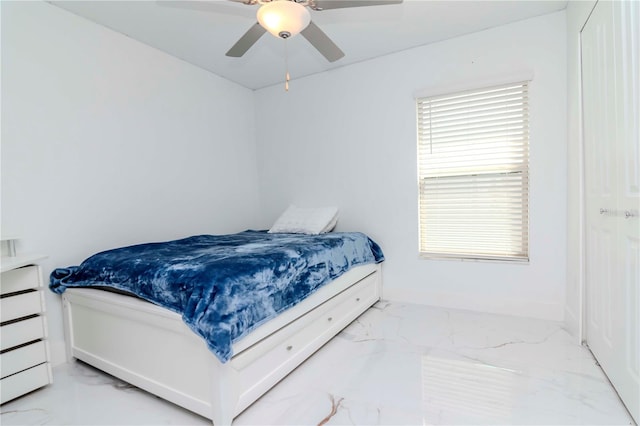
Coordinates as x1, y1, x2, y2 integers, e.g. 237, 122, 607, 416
61, 263, 381, 425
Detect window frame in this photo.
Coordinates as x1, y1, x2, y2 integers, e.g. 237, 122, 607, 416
416, 80, 531, 263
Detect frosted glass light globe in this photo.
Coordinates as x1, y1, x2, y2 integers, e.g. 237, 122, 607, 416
257, 1, 311, 39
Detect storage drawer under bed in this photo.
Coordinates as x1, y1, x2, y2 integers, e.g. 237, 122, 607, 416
231, 270, 380, 412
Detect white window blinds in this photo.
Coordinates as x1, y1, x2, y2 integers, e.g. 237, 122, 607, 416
417, 81, 530, 261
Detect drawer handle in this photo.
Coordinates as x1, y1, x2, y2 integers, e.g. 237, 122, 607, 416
286, 345, 293, 351
327, 317, 333, 322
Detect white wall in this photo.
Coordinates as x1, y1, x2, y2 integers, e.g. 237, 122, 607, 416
564, 0, 597, 340
255, 11, 568, 321
1, 1, 261, 365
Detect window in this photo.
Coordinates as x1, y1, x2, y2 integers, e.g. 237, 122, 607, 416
416, 81, 530, 261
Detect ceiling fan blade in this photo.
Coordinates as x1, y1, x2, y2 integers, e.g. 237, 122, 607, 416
155, 1, 254, 18
226, 23, 266, 57
311, 0, 402, 11
301, 21, 345, 62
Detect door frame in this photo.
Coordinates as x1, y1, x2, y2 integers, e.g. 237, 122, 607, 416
578, 0, 600, 345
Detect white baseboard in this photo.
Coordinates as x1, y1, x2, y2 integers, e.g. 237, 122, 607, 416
563, 305, 582, 344
383, 287, 564, 322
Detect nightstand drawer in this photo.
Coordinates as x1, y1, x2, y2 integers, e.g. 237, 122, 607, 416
0, 363, 51, 404
1, 341, 48, 379
0, 316, 47, 351
1, 266, 40, 295
0, 291, 44, 323
0, 251, 51, 404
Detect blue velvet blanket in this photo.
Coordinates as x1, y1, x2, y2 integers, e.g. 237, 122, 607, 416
50, 230, 384, 362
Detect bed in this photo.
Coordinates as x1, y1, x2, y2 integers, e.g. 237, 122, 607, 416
51, 230, 384, 425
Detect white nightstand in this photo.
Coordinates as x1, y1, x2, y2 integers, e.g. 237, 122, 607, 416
1, 238, 52, 404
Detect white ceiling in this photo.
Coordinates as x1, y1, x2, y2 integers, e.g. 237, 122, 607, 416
49, 0, 567, 90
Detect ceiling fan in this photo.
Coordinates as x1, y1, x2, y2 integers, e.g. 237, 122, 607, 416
163, 0, 403, 62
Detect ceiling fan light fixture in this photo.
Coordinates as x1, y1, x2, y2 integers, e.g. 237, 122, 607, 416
257, 1, 311, 39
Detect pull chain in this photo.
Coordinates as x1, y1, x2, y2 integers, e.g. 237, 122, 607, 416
284, 39, 290, 92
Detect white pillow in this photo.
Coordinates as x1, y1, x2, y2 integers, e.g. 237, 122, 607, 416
321, 213, 338, 233
268, 205, 339, 235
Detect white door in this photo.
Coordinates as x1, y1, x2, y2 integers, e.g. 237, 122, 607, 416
582, 0, 639, 422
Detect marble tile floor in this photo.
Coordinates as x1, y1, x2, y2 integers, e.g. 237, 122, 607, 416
1, 301, 634, 426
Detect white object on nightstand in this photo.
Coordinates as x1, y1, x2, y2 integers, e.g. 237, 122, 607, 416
1, 237, 52, 405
